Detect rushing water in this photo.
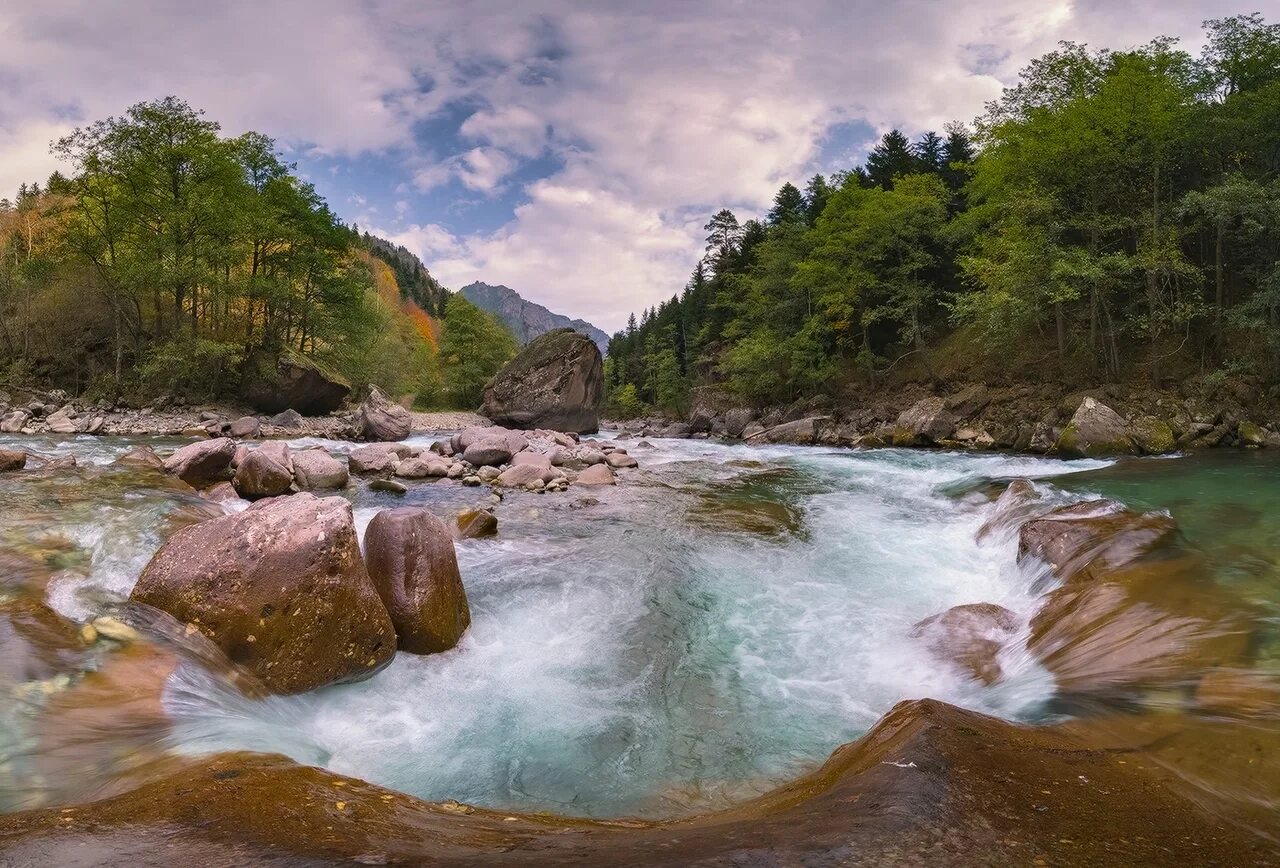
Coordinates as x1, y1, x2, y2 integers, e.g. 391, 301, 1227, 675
0, 433, 1277, 821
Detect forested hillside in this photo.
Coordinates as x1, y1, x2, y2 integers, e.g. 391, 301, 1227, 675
606, 14, 1280, 417
0, 97, 515, 409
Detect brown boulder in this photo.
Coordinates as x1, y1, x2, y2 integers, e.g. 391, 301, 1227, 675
348, 443, 407, 475
605, 450, 638, 469
462, 439, 513, 467
113, 445, 165, 471
363, 507, 471, 655
231, 450, 293, 500
481, 329, 603, 434
229, 416, 261, 439
290, 449, 349, 490
455, 508, 498, 539
0, 448, 28, 472
1018, 500, 1177, 583
356, 385, 411, 442
163, 437, 236, 488
910, 602, 1019, 685
893, 397, 956, 445
129, 493, 396, 694
576, 463, 615, 485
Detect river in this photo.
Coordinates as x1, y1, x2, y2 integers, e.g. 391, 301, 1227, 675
0, 433, 1276, 827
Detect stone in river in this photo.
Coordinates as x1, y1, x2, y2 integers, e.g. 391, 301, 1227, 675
481, 328, 603, 434
129, 493, 395, 694
0, 448, 28, 472
454, 508, 498, 539
575, 464, 615, 486
356, 385, 412, 442
363, 507, 471, 655
163, 437, 236, 488
910, 602, 1019, 685
232, 450, 293, 500
291, 449, 349, 490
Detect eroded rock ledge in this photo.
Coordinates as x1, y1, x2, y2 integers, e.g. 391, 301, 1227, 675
0, 698, 1272, 866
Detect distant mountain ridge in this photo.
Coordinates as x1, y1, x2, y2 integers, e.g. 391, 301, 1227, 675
459, 282, 610, 354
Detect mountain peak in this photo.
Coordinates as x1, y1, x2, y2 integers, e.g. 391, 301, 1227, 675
460, 282, 610, 354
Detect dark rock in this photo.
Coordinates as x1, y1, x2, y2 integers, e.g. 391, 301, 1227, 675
162, 438, 236, 488
363, 507, 471, 654
943, 384, 990, 418
129, 493, 396, 694
1128, 416, 1175, 454
462, 440, 513, 467
268, 408, 306, 430
454, 508, 498, 539
723, 408, 753, 438
0, 448, 28, 472
242, 350, 350, 416
356, 385, 411, 442
481, 328, 603, 434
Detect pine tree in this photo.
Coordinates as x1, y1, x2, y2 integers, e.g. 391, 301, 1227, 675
913, 132, 945, 172
767, 182, 806, 225
803, 174, 832, 225
865, 129, 918, 189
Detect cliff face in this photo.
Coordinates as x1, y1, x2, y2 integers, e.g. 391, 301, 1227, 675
460, 282, 610, 354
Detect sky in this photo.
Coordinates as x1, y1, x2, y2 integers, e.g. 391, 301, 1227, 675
0, 0, 1228, 333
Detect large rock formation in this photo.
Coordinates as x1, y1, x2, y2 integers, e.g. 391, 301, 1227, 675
356, 385, 412, 442
362, 507, 470, 654
242, 350, 351, 416
1, 699, 1269, 866
1054, 397, 1137, 456
129, 493, 396, 694
481, 328, 603, 434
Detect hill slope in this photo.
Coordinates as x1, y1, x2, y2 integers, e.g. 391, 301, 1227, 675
460, 281, 610, 354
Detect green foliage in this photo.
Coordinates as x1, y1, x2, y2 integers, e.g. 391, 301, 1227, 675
606, 382, 646, 419
437, 295, 518, 409
607, 14, 1280, 406
135, 338, 243, 398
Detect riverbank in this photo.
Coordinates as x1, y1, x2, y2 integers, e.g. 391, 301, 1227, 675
609, 380, 1280, 455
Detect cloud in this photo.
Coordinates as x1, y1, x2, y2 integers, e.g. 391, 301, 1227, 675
0, 0, 1221, 331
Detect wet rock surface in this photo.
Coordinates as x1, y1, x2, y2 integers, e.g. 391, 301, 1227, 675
363, 507, 471, 655
0, 699, 1272, 866
129, 493, 396, 694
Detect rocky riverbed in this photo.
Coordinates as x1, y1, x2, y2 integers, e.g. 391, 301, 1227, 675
0, 434, 1276, 865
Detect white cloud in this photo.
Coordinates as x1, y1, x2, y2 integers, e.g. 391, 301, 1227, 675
0, 0, 1221, 331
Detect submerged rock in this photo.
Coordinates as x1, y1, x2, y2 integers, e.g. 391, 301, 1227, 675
363, 507, 471, 655
129, 493, 396, 694
481, 328, 603, 434
113, 445, 165, 471
0, 597, 85, 686
1017, 500, 1177, 583
454, 508, 498, 539
0, 448, 28, 472
910, 602, 1019, 685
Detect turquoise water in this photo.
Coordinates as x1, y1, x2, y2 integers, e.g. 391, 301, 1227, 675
1, 435, 1276, 819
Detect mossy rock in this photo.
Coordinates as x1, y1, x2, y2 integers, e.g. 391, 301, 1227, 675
1129, 417, 1175, 455
1238, 421, 1266, 447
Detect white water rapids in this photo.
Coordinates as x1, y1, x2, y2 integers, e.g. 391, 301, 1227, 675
3, 433, 1112, 818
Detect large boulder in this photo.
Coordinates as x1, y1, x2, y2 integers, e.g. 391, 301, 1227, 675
163, 438, 236, 488
356, 385, 412, 442
462, 439, 513, 467
0, 448, 28, 472
242, 350, 350, 416
0, 409, 30, 432
893, 397, 956, 446
45, 405, 83, 434
290, 449, 349, 490
231, 450, 293, 500
481, 328, 603, 434
129, 493, 396, 694
348, 443, 409, 475
1055, 397, 1137, 457
363, 507, 471, 654
451, 425, 527, 456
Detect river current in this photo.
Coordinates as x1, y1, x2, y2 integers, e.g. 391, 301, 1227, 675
0, 433, 1276, 821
